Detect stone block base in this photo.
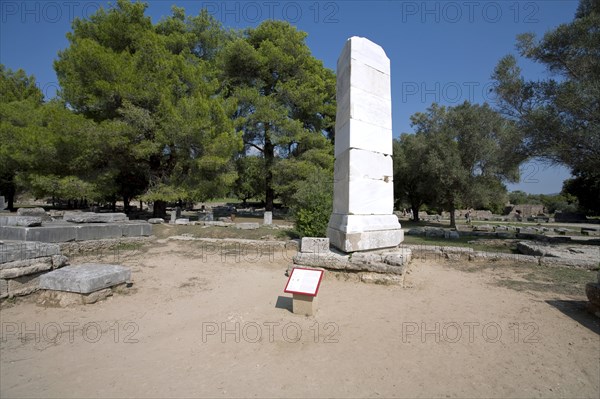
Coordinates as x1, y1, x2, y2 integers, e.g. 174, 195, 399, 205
327, 226, 404, 253
37, 286, 118, 306
39, 263, 131, 294
293, 293, 316, 316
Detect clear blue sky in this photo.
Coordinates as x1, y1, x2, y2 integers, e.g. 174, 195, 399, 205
1, 0, 578, 194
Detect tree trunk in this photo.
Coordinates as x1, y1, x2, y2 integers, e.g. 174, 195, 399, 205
411, 204, 420, 222
264, 126, 275, 212
140, 200, 143, 211
449, 203, 456, 228
6, 191, 15, 212
153, 200, 166, 218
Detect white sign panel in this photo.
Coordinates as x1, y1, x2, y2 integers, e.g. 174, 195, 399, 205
284, 267, 324, 297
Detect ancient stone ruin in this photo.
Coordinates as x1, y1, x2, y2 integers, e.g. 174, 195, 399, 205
0, 209, 147, 301
0, 209, 151, 243
294, 37, 409, 284
327, 36, 403, 253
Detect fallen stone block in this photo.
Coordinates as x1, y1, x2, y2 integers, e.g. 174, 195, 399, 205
301, 237, 329, 253
175, 218, 190, 225
581, 227, 600, 236
39, 263, 131, 294
202, 221, 232, 227
63, 212, 128, 223
406, 228, 425, 236
234, 222, 260, 230
16, 216, 42, 227
444, 230, 460, 239
17, 207, 51, 221
539, 257, 598, 269
148, 218, 164, 224
424, 228, 445, 238
359, 272, 403, 285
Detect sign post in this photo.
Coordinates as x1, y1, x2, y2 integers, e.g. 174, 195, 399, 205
284, 267, 324, 316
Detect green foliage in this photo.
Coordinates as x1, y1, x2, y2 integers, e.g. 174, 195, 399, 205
54, 0, 242, 211
395, 102, 523, 226
508, 190, 580, 214
220, 20, 336, 210
508, 190, 535, 205
492, 0, 600, 209
562, 171, 599, 214
393, 133, 436, 220
290, 173, 333, 238
233, 156, 265, 203
0, 65, 45, 209
4, 2, 334, 215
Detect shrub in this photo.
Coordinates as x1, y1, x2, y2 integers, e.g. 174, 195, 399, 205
290, 172, 332, 237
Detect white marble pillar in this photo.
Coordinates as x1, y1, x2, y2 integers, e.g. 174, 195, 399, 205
327, 37, 403, 252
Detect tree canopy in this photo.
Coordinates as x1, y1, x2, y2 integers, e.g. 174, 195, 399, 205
220, 20, 336, 211
53, 0, 242, 214
394, 102, 523, 226
492, 0, 600, 213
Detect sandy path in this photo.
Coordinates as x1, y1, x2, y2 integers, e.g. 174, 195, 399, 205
1, 240, 598, 398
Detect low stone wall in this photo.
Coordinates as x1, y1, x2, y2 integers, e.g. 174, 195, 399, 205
1, 236, 151, 299
0, 221, 152, 243
403, 244, 598, 269
0, 241, 68, 299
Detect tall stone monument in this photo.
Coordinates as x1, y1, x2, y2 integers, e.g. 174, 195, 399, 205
327, 37, 403, 252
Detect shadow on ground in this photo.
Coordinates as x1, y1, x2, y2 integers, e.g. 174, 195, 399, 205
275, 296, 293, 313
546, 300, 600, 335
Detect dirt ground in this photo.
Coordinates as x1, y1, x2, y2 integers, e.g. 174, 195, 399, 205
1, 239, 598, 398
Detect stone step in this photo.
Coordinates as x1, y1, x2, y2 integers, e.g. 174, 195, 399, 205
39, 263, 131, 294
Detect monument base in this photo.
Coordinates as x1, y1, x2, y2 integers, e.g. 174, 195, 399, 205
327, 214, 403, 253
292, 293, 316, 316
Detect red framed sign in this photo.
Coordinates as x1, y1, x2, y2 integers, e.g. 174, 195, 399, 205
284, 267, 324, 297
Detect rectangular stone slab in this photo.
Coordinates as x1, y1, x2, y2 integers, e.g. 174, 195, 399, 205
0, 241, 61, 264
39, 263, 131, 294
63, 212, 128, 223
